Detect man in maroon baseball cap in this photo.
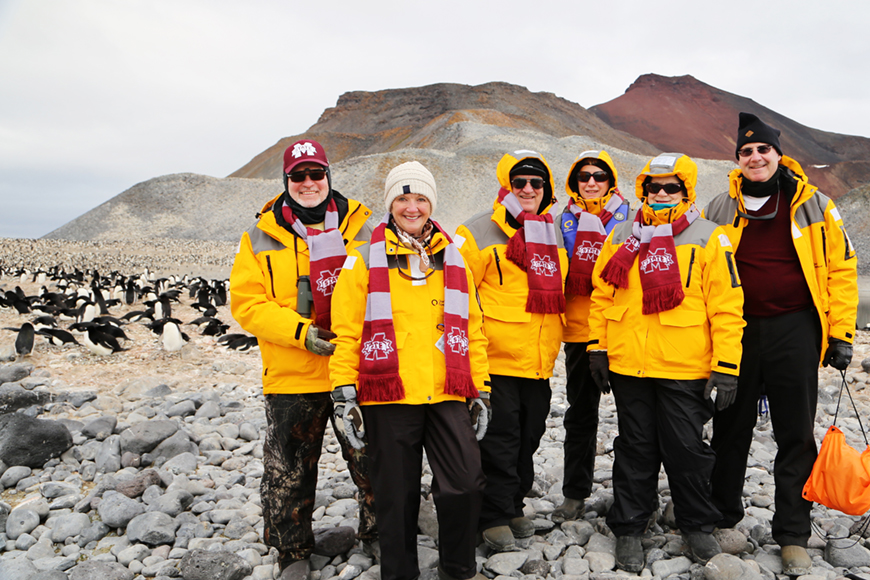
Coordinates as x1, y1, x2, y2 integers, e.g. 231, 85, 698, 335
231, 138, 377, 578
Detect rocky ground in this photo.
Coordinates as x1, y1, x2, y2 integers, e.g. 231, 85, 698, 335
1, 255, 870, 580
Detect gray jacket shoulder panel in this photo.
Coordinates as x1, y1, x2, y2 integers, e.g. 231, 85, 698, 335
248, 225, 286, 254
703, 193, 737, 226
675, 218, 719, 248
794, 189, 828, 230
461, 211, 508, 250
355, 220, 374, 243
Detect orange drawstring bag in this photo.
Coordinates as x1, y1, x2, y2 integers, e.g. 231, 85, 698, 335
802, 371, 870, 516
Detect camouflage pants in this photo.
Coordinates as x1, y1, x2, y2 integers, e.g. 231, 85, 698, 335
261, 392, 377, 564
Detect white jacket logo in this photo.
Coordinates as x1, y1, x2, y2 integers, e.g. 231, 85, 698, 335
530, 254, 558, 277
446, 327, 469, 356
575, 241, 602, 262
640, 248, 675, 273
362, 332, 393, 361
316, 269, 340, 295
291, 142, 318, 158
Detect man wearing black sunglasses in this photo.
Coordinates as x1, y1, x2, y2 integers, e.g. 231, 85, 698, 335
704, 113, 858, 576
230, 139, 377, 578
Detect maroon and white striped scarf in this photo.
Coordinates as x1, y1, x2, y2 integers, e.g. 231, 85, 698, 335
600, 205, 700, 314
358, 214, 478, 403
281, 199, 345, 329
564, 191, 626, 296
497, 188, 566, 314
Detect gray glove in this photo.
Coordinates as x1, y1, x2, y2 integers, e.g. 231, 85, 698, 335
468, 391, 491, 441
331, 385, 365, 450
589, 351, 610, 394
305, 324, 336, 356
823, 338, 852, 371
704, 371, 739, 410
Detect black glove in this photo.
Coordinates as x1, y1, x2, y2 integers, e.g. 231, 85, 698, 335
823, 338, 852, 371
305, 324, 337, 356
704, 371, 739, 410
589, 351, 610, 394
468, 391, 491, 441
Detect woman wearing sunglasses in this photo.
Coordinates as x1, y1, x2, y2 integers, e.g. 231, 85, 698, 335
329, 161, 490, 580
555, 150, 631, 524
586, 153, 745, 572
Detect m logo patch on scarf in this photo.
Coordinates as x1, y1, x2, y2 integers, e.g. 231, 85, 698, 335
575, 241, 602, 262
362, 332, 394, 361
316, 269, 341, 295
530, 254, 558, 277
447, 327, 469, 355
640, 248, 675, 273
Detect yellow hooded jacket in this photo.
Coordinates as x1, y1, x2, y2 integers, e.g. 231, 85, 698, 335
455, 151, 568, 379
703, 156, 858, 358
229, 193, 372, 394
560, 150, 633, 343
587, 153, 745, 380
329, 227, 490, 404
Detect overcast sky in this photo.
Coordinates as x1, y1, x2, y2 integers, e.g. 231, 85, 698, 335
1, 0, 868, 239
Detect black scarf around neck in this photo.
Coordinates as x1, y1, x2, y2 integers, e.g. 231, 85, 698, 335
275, 190, 350, 233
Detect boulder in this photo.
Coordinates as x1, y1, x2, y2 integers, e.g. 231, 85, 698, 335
0, 413, 72, 468
119, 420, 178, 455
179, 549, 253, 580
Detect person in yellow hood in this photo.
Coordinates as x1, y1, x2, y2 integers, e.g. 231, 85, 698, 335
455, 150, 568, 551
704, 113, 858, 576
554, 150, 632, 523
229, 139, 376, 578
588, 153, 745, 572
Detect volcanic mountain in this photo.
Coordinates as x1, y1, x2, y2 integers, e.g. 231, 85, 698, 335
590, 74, 870, 198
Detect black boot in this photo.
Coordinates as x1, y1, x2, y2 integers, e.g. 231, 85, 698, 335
615, 536, 644, 573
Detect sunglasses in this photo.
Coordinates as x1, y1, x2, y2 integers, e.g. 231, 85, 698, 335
645, 182, 684, 194
511, 177, 544, 190
287, 169, 327, 183
737, 144, 775, 158
577, 171, 609, 183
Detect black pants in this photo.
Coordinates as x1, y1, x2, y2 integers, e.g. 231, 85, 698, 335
607, 373, 720, 536
563, 342, 601, 500
478, 374, 551, 529
711, 308, 821, 547
363, 402, 485, 580
261, 393, 377, 564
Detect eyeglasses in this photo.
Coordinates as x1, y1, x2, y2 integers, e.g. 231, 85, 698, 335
645, 182, 684, 194
511, 177, 544, 190
577, 171, 609, 183
287, 169, 327, 183
737, 144, 775, 158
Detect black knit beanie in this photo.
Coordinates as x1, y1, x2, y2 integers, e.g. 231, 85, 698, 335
736, 112, 782, 158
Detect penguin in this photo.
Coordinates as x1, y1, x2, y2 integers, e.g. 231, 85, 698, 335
81, 328, 124, 356
14, 323, 34, 358
201, 319, 229, 337
37, 328, 79, 346
161, 321, 187, 352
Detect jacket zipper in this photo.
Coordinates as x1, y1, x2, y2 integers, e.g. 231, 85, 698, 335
493, 248, 503, 285
820, 228, 827, 264
266, 255, 276, 298
685, 248, 696, 288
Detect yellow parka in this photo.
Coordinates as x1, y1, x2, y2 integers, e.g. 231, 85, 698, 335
229, 193, 372, 394
588, 154, 745, 380
703, 156, 858, 358
455, 151, 568, 380
329, 227, 490, 404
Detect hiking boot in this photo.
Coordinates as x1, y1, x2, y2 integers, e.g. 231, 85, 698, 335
615, 535, 644, 573
684, 532, 722, 564
552, 497, 585, 523
509, 516, 535, 538
279, 559, 310, 580
781, 545, 812, 576
482, 525, 516, 551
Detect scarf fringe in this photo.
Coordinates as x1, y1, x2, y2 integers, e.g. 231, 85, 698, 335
526, 290, 567, 314
445, 369, 478, 399
505, 230, 527, 270
641, 285, 685, 315
357, 374, 405, 403
600, 259, 630, 289
565, 272, 594, 297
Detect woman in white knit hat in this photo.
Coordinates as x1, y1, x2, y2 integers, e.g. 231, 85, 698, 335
330, 161, 490, 580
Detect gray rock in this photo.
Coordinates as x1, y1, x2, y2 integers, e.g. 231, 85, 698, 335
238, 423, 259, 441
81, 416, 117, 440
151, 430, 197, 461
417, 546, 439, 570
520, 559, 551, 576
561, 520, 594, 546
0, 383, 50, 413
147, 489, 194, 517
584, 532, 615, 554
703, 553, 761, 580
95, 434, 121, 473
30, 571, 70, 580
861, 357, 870, 373
58, 389, 98, 408
563, 557, 591, 575
115, 469, 162, 498
119, 420, 179, 455
314, 526, 356, 556
0, 413, 72, 467
194, 400, 221, 419
0, 500, 9, 530
0, 362, 33, 385
76, 521, 110, 547
126, 511, 180, 546
167, 400, 196, 418
16, 532, 37, 550
584, 551, 615, 572
652, 555, 692, 577
178, 549, 253, 580
6, 507, 40, 539
485, 552, 529, 575
40, 481, 78, 498
714, 528, 748, 555
67, 560, 134, 580
162, 451, 198, 474
98, 491, 146, 528
0, 557, 38, 580
824, 537, 870, 567
1, 465, 32, 488
50, 513, 91, 543
144, 384, 173, 398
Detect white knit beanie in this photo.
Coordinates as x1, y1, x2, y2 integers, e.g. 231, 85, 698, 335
384, 161, 437, 214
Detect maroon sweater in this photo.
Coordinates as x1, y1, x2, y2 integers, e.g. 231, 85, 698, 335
735, 191, 814, 317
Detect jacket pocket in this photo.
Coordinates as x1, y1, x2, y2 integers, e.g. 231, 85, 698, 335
483, 305, 532, 323
603, 305, 629, 322
395, 331, 409, 349
658, 309, 706, 327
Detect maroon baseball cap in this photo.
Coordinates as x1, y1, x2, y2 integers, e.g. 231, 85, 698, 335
283, 139, 329, 173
